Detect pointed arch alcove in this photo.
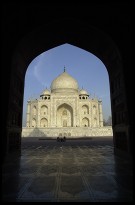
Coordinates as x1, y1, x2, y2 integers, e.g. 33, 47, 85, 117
82, 117, 89, 127
57, 103, 73, 127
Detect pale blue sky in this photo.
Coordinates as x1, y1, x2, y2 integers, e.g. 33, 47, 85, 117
22, 43, 112, 126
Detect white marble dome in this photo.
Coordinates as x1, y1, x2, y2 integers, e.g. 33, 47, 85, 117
51, 71, 79, 93
79, 89, 88, 95
41, 89, 50, 95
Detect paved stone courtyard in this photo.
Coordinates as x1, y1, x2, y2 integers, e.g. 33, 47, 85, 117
2, 137, 133, 202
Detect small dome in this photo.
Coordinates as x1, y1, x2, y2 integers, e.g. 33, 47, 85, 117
51, 70, 78, 93
41, 89, 50, 96
79, 89, 88, 95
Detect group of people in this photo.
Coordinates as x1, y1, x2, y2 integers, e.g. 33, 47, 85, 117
57, 136, 66, 142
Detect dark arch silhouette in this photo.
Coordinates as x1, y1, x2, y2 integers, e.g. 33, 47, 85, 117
2, 5, 133, 162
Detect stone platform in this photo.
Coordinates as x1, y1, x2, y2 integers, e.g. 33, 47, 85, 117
2, 137, 133, 202
22, 126, 113, 138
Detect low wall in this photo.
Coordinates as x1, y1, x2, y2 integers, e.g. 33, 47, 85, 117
22, 126, 113, 138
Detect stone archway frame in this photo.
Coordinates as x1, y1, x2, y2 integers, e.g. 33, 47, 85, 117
9, 18, 127, 153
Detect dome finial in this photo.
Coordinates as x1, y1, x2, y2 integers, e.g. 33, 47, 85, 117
64, 66, 66, 72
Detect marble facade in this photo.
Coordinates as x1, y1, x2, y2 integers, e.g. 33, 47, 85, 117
22, 70, 113, 137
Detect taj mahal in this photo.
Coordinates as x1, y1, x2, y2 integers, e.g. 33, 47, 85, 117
22, 69, 112, 138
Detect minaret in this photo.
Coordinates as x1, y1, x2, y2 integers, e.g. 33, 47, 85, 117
98, 99, 103, 127
26, 100, 30, 127
64, 66, 66, 72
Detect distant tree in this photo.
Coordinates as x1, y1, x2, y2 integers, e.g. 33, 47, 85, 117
103, 119, 107, 126
103, 116, 112, 126
106, 116, 112, 126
